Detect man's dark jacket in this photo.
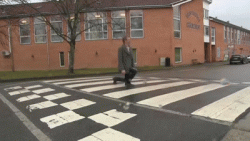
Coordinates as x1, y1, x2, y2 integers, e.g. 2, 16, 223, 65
118, 45, 135, 73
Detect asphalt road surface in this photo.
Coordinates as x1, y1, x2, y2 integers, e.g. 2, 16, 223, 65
1, 62, 250, 141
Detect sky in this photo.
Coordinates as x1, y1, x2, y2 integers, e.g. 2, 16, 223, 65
210, 0, 250, 30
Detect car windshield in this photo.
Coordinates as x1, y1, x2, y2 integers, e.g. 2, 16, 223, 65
232, 55, 241, 57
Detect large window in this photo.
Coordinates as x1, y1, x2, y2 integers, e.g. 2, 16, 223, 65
20, 18, 31, 44
34, 17, 47, 43
59, 52, 65, 67
68, 19, 81, 41
51, 16, 63, 42
175, 48, 182, 63
130, 10, 143, 38
85, 12, 108, 40
211, 27, 215, 42
204, 26, 209, 36
112, 11, 126, 39
173, 6, 181, 38
231, 28, 233, 42
227, 27, 230, 43
204, 9, 209, 19
237, 30, 240, 44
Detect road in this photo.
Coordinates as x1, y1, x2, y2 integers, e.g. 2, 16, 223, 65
1, 62, 250, 141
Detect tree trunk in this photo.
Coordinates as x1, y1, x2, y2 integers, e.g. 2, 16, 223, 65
68, 41, 75, 74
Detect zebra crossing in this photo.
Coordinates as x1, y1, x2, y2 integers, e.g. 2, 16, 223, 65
43, 76, 250, 123
2, 75, 250, 140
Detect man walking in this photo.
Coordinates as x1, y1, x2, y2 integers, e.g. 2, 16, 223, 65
113, 36, 137, 86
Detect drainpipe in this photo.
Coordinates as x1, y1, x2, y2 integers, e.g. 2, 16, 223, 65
8, 20, 15, 72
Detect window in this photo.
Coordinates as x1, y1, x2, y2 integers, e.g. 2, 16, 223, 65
85, 12, 108, 40
217, 47, 221, 58
173, 6, 181, 38
51, 16, 63, 42
132, 48, 137, 64
175, 48, 182, 63
59, 52, 65, 67
112, 11, 126, 39
234, 30, 237, 43
204, 9, 209, 19
204, 26, 209, 36
237, 30, 240, 44
34, 17, 47, 43
211, 27, 215, 42
228, 27, 230, 43
130, 10, 143, 38
20, 18, 31, 44
231, 28, 233, 41
68, 19, 81, 41
224, 26, 227, 42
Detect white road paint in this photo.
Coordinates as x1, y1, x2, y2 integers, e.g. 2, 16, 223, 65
53, 78, 113, 85
60, 99, 96, 110
43, 93, 70, 101
24, 85, 43, 90
4, 86, 22, 91
43, 76, 112, 83
104, 81, 194, 99
65, 80, 114, 88
81, 80, 168, 93
242, 82, 250, 85
137, 84, 225, 108
27, 101, 58, 112
167, 78, 182, 81
188, 79, 207, 82
40, 111, 84, 129
78, 128, 140, 141
17, 94, 41, 102
9, 89, 30, 96
192, 87, 250, 122
32, 88, 55, 94
89, 109, 137, 127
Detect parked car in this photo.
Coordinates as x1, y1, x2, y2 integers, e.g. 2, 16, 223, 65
247, 55, 250, 62
230, 55, 248, 64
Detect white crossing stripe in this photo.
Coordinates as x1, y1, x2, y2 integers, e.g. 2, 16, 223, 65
17, 94, 41, 102
242, 82, 250, 85
192, 87, 250, 122
65, 80, 114, 88
4, 86, 22, 91
43, 76, 112, 83
81, 80, 167, 93
60, 99, 96, 110
104, 81, 194, 99
78, 128, 140, 141
9, 89, 30, 96
40, 111, 84, 129
188, 79, 207, 82
24, 85, 43, 90
32, 88, 55, 94
168, 78, 182, 81
43, 93, 70, 100
27, 101, 58, 112
89, 109, 137, 127
53, 77, 113, 85
137, 84, 225, 108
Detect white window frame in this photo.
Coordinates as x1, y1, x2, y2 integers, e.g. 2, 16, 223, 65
227, 27, 230, 43
231, 28, 233, 42
132, 48, 137, 65
224, 26, 227, 42
211, 27, 215, 43
67, 19, 81, 41
175, 47, 182, 63
173, 6, 181, 38
204, 9, 209, 19
20, 18, 31, 44
130, 10, 144, 38
59, 52, 65, 67
204, 26, 209, 37
237, 30, 240, 45
51, 16, 63, 43
85, 12, 108, 41
34, 17, 47, 43
111, 10, 126, 39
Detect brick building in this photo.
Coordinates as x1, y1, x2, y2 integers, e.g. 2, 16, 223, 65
0, 0, 250, 71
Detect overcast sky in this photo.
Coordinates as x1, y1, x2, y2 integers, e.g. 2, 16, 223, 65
210, 0, 250, 30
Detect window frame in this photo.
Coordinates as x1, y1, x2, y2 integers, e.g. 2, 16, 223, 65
59, 52, 65, 67
34, 17, 47, 44
175, 47, 182, 63
19, 18, 31, 45
50, 16, 64, 43
204, 26, 209, 37
130, 10, 144, 39
84, 12, 108, 41
173, 6, 181, 39
67, 19, 81, 41
111, 10, 126, 39
204, 9, 209, 20
132, 48, 137, 65
224, 26, 227, 42
211, 27, 215, 43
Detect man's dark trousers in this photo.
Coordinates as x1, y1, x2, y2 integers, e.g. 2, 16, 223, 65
113, 68, 137, 84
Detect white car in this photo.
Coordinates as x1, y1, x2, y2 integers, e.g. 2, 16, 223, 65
247, 56, 250, 62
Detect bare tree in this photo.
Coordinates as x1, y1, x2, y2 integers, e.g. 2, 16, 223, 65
0, 0, 125, 74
